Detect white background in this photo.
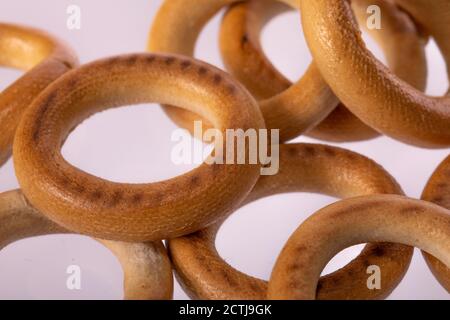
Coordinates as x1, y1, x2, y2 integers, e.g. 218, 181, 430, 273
0, 0, 448, 299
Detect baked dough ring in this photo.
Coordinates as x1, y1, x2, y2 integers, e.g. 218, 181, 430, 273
0, 23, 78, 166
219, 0, 427, 142
267, 194, 450, 299
299, 0, 450, 148
168, 143, 413, 300
149, 0, 338, 142
0, 189, 173, 300
421, 155, 450, 292
13, 53, 264, 241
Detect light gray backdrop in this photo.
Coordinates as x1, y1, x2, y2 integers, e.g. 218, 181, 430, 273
0, 0, 448, 299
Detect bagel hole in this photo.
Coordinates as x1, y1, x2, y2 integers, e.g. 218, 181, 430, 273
424, 39, 449, 96
0, 158, 18, 193
261, 10, 310, 82
0, 67, 23, 191
194, 8, 226, 69
62, 104, 212, 183
0, 235, 123, 299
215, 192, 364, 281
261, 10, 386, 84
0, 67, 23, 91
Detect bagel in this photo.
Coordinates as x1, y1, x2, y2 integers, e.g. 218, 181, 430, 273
299, 0, 450, 147
268, 194, 450, 299
149, 0, 338, 142
0, 189, 173, 300
13, 53, 265, 241
0, 23, 78, 166
168, 143, 413, 300
218, 0, 427, 142
421, 155, 450, 292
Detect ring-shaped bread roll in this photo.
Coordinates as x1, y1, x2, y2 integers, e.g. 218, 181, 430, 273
13, 53, 265, 241
0, 189, 173, 300
149, 0, 339, 142
0, 23, 78, 166
168, 143, 413, 300
219, 0, 427, 142
421, 155, 450, 292
267, 194, 450, 299
299, 0, 450, 148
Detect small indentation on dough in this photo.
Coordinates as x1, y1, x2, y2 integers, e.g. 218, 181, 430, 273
131, 193, 144, 204
220, 270, 237, 287
213, 74, 222, 85
165, 57, 175, 65
124, 55, 138, 66
227, 84, 236, 95
144, 55, 156, 63
287, 263, 302, 272
287, 146, 298, 156
180, 60, 191, 69
295, 245, 307, 254
74, 184, 85, 194
61, 60, 73, 69
323, 147, 336, 157
303, 146, 316, 156
373, 246, 385, 257
241, 34, 249, 46
109, 191, 124, 206
399, 205, 426, 214
91, 191, 103, 200
60, 177, 69, 186
190, 175, 200, 186
198, 66, 208, 76
195, 255, 206, 264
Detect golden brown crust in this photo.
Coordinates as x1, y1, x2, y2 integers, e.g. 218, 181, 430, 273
149, 0, 338, 142
13, 53, 265, 241
421, 155, 450, 292
267, 195, 450, 299
168, 143, 413, 300
218, 0, 427, 142
0, 23, 78, 166
0, 189, 173, 300
300, 0, 450, 147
